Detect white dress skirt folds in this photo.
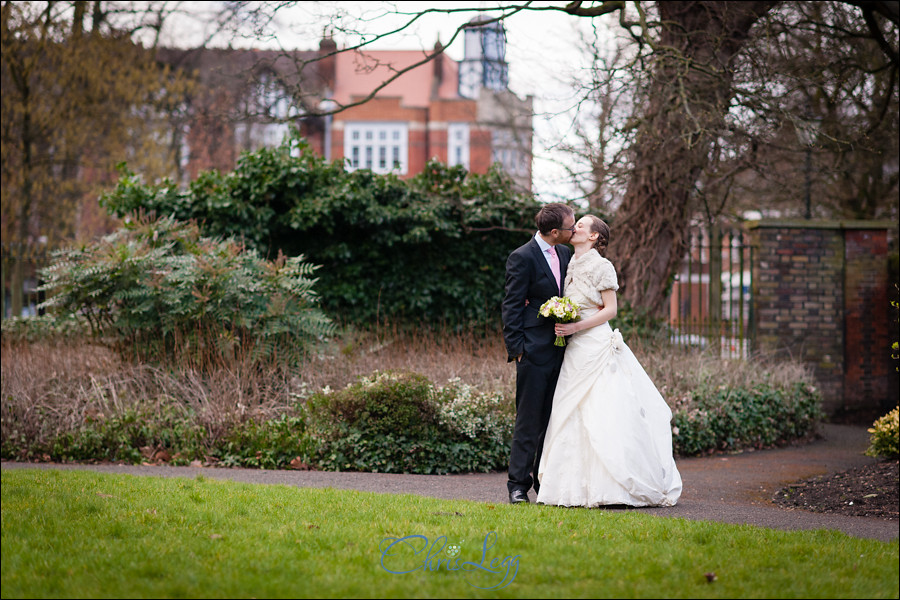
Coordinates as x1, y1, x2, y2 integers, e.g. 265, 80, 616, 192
536, 250, 682, 508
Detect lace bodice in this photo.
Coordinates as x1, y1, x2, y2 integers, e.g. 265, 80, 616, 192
563, 249, 619, 310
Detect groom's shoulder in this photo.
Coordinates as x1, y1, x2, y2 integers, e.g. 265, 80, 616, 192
510, 237, 537, 257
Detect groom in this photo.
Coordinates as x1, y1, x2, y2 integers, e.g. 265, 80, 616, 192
502, 202, 575, 504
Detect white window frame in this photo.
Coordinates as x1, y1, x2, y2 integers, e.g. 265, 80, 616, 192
344, 122, 408, 175
447, 123, 470, 169
492, 129, 527, 176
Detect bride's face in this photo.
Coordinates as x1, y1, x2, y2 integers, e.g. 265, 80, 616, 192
570, 217, 595, 245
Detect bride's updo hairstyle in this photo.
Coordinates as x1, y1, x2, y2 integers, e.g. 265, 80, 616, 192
587, 215, 610, 256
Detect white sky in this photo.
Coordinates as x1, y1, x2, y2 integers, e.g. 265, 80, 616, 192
158, 1, 621, 202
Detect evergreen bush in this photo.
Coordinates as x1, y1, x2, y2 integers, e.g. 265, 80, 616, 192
865, 406, 899, 459
36, 214, 332, 370
671, 381, 822, 456
100, 135, 543, 329
303, 371, 513, 474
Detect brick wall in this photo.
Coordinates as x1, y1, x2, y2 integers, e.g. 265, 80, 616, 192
748, 220, 897, 418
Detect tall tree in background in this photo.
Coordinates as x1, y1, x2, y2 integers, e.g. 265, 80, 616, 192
599, 1, 777, 313
723, 1, 899, 221
1, 1, 192, 248
551, 32, 636, 217
497, 1, 897, 313
1, 1, 193, 315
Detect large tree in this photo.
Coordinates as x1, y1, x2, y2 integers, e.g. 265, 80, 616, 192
253, 1, 897, 314
1, 1, 193, 248
603, 1, 777, 312
548, 1, 896, 312
1, 1, 194, 315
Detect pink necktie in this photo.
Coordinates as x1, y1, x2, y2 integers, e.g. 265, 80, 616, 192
548, 246, 561, 292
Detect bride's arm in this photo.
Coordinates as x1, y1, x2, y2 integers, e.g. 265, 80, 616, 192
554, 289, 617, 336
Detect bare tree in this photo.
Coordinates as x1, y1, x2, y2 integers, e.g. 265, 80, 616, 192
6, 1, 896, 317
548, 25, 637, 215
1, 1, 196, 242
722, 1, 899, 221
592, 2, 777, 312
251, 1, 896, 313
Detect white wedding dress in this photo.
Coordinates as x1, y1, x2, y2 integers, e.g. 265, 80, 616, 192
536, 250, 682, 507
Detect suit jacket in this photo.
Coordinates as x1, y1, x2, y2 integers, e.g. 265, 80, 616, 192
502, 237, 572, 365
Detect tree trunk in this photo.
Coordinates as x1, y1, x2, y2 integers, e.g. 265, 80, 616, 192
610, 1, 777, 315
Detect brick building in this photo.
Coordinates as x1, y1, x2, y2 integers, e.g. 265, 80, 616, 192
159, 18, 533, 191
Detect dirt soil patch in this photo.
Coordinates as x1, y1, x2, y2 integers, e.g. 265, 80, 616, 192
773, 459, 898, 520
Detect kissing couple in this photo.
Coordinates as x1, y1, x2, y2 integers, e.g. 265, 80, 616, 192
501, 203, 682, 507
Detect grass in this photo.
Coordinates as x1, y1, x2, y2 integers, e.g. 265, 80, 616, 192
2, 468, 897, 599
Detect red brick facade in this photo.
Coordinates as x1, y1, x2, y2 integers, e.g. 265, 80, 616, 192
332, 96, 495, 180
160, 40, 533, 191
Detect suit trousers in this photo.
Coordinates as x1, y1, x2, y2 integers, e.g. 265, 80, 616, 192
507, 352, 563, 494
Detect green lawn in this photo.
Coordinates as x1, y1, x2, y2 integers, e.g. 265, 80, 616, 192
1, 468, 897, 599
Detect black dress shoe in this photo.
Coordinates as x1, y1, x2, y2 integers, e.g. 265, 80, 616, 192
509, 489, 530, 504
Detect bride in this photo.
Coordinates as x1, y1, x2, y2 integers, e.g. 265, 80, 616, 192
536, 215, 682, 508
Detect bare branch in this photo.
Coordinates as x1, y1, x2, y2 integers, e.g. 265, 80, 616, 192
291, 4, 533, 116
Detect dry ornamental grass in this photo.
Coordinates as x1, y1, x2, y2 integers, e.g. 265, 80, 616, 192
1, 324, 818, 459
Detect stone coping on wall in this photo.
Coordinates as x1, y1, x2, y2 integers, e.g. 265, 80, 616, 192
745, 219, 897, 230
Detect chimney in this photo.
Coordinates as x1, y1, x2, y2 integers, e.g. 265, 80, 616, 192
318, 33, 337, 93
431, 39, 444, 99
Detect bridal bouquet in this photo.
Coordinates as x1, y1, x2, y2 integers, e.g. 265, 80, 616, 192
538, 296, 579, 347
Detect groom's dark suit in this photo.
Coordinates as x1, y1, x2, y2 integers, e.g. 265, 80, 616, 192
502, 235, 571, 496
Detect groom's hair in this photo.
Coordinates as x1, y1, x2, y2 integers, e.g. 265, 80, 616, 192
535, 203, 574, 235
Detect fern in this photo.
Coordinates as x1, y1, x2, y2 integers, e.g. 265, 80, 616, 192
38, 215, 333, 371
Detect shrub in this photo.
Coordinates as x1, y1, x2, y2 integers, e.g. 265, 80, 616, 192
36, 406, 208, 465
36, 214, 333, 370
671, 382, 823, 456
0, 313, 89, 344
214, 415, 312, 469
2, 328, 826, 470
100, 135, 544, 329
303, 371, 513, 474
865, 406, 899, 459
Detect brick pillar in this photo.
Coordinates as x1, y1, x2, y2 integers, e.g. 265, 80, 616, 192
748, 220, 898, 418
844, 228, 895, 418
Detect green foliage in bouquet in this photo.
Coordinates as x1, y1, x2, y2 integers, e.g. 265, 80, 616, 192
671, 382, 823, 456
37, 215, 332, 369
100, 132, 543, 328
303, 371, 513, 474
865, 406, 899, 459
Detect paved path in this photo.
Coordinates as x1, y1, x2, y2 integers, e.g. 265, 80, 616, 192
2, 423, 897, 542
